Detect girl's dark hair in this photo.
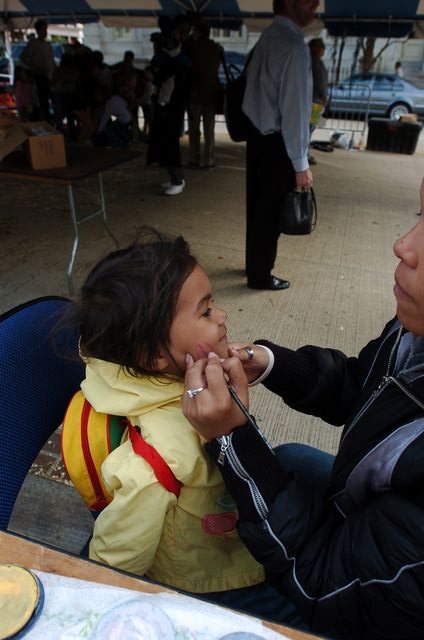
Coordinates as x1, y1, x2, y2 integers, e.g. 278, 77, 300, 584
63, 227, 197, 376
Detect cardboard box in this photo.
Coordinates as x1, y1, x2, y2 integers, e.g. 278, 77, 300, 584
0, 121, 27, 161
21, 121, 66, 170
0, 120, 66, 170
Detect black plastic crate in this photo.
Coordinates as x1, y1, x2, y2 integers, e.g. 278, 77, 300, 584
366, 118, 423, 155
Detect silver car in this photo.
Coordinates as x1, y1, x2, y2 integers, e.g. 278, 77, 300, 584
328, 73, 424, 120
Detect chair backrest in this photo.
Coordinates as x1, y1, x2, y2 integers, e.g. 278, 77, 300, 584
0, 297, 84, 529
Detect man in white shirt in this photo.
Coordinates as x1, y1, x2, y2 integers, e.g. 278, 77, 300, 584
242, 0, 317, 290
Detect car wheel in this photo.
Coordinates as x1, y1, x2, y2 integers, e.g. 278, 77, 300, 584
387, 102, 411, 120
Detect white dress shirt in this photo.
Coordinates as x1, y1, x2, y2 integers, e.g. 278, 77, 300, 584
242, 15, 312, 172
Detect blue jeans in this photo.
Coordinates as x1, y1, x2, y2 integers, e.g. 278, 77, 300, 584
203, 443, 335, 630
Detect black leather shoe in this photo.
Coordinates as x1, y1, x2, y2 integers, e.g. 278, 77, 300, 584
248, 276, 290, 291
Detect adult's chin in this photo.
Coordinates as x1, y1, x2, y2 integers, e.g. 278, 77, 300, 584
396, 305, 424, 337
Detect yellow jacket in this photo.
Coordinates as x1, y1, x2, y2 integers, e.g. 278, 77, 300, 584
83, 357, 264, 593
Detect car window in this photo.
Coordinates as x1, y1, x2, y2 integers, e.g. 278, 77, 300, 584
373, 76, 397, 91
344, 74, 371, 88
393, 80, 404, 91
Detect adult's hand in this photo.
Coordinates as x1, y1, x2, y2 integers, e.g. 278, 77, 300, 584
182, 352, 249, 440
296, 169, 313, 189
227, 343, 269, 384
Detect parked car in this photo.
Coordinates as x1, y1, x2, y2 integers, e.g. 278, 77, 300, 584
328, 73, 424, 120
0, 57, 11, 80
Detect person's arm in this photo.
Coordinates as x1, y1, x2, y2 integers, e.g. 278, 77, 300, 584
183, 354, 424, 639
205, 424, 424, 638
89, 443, 176, 575
278, 47, 311, 177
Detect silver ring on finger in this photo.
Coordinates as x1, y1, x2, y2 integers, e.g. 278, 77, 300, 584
244, 347, 254, 361
186, 386, 205, 398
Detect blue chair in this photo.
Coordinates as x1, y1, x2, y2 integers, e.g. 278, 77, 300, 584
0, 296, 85, 531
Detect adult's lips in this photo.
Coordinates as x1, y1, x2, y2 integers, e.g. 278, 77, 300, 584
393, 277, 413, 303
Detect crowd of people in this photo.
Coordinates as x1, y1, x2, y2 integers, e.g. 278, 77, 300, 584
15, 21, 156, 147
12, 16, 223, 196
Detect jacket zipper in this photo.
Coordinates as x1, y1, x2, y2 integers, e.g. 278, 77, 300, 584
81, 400, 107, 505
388, 375, 424, 411
340, 328, 403, 445
217, 435, 269, 519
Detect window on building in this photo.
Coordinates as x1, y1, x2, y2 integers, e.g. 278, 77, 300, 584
211, 28, 243, 40
113, 28, 134, 41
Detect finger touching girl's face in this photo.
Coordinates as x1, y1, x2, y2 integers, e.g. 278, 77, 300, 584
393, 178, 424, 336
166, 266, 229, 374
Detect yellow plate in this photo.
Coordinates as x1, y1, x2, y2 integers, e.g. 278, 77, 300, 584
0, 564, 39, 639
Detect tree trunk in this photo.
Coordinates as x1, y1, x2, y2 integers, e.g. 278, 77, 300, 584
361, 37, 376, 72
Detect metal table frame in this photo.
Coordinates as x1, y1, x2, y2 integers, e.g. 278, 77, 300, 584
0, 145, 141, 295
66, 172, 118, 294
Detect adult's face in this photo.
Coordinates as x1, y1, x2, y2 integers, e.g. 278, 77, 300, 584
36, 24, 47, 40
393, 179, 424, 336
285, 0, 319, 27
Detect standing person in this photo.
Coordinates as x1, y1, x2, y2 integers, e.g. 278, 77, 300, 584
20, 20, 56, 122
13, 66, 37, 121
182, 179, 424, 638
308, 37, 328, 165
188, 21, 222, 169
395, 60, 404, 77
51, 53, 79, 140
147, 29, 190, 196
59, 227, 297, 623
140, 65, 154, 140
243, 0, 317, 291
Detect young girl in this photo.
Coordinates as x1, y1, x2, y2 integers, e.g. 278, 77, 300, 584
62, 227, 265, 597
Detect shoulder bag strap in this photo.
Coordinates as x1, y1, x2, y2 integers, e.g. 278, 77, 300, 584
126, 419, 182, 498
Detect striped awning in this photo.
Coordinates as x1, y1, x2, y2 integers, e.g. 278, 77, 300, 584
0, 0, 423, 36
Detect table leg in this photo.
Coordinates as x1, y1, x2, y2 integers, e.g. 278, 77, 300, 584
66, 172, 119, 296
67, 183, 79, 296
98, 173, 119, 248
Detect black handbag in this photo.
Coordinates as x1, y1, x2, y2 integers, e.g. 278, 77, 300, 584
280, 188, 317, 235
221, 51, 254, 143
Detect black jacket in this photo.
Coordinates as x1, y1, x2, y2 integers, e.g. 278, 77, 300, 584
206, 319, 424, 639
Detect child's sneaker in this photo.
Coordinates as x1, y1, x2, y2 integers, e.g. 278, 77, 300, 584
164, 180, 185, 196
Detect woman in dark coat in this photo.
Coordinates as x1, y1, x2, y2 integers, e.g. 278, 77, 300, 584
182, 178, 424, 639
147, 33, 190, 196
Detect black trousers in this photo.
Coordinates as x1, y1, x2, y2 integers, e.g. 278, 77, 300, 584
245, 126, 295, 286
33, 74, 52, 123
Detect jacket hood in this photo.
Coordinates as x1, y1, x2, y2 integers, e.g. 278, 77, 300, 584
80, 356, 184, 417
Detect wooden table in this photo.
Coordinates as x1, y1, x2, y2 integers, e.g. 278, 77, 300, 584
0, 530, 319, 640
0, 145, 141, 295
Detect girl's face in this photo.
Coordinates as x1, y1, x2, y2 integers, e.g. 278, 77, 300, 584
165, 265, 228, 374
393, 178, 424, 336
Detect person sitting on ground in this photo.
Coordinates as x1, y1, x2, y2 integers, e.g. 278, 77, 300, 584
59, 227, 296, 621
182, 177, 424, 638
94, 85, 133, 148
